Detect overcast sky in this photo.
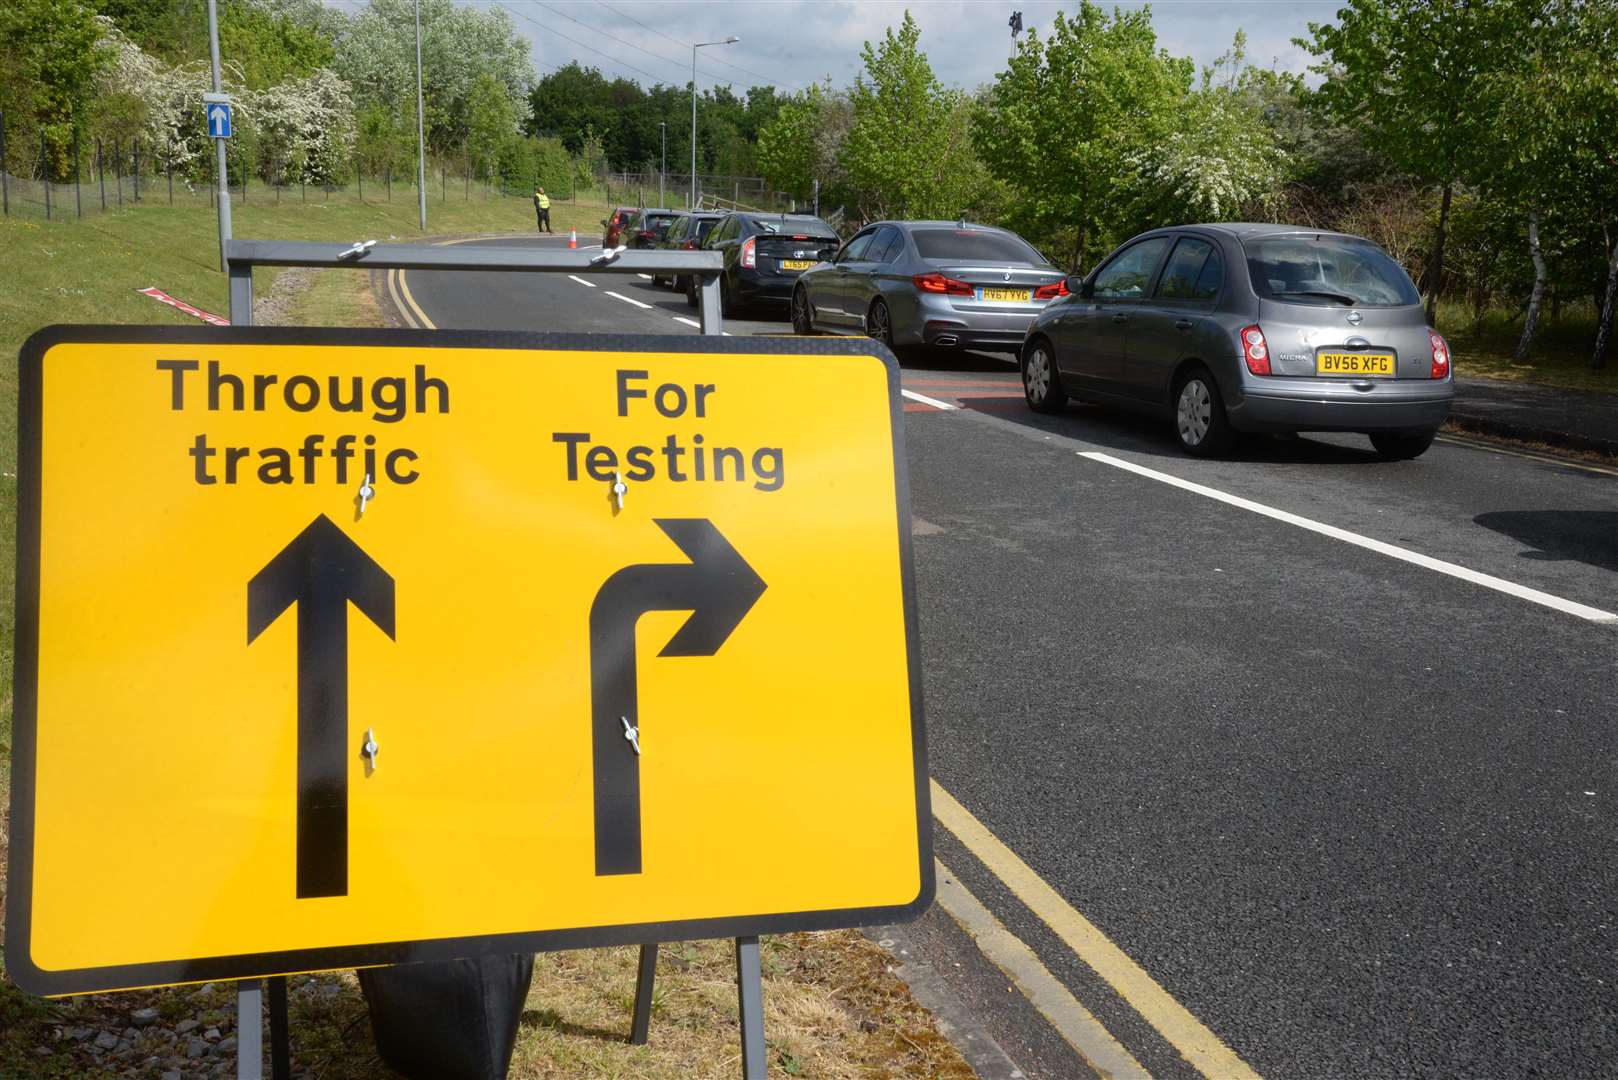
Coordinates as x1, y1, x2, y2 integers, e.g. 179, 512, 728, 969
470, 0, 1346, 94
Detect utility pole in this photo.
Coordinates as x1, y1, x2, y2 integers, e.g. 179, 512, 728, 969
659, 122, 666, 207
207, 0, 232, 272
690, 37, 738, 208
414, 0, 427, 232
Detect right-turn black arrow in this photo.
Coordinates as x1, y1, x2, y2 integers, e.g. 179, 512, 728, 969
589, 519, 766, 876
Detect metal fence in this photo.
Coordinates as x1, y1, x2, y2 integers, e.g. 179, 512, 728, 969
598, 170, 811, 214
0, 120, 564, 223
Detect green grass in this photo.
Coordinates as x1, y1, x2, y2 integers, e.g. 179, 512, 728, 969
1435, 298, 1618, 396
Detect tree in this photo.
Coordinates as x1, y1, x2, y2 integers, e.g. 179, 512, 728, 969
466, 72, 514, 181
839, 11, 982, 220
0, 0, 112, 178
1300, 0, 1509, 322
1472, 0, 1618, 366
336, 0, 532, 157
1126, 33, 1286, 225
974, 2, 1190, 269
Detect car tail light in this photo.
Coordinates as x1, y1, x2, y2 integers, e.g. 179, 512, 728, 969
1033, 279, 1069, 300
638, 230, 656, 241
913, 272, 974, 297
741, 237, 756, 269
1240, 324, 1270, 375
683, 240, 696, 250
1428, 329, 1450, 378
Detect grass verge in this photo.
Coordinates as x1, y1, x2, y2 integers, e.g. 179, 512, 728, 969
1435, 299, 1617, 396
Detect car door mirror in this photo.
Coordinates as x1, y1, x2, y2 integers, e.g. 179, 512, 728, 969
1067, 274, 1089, 298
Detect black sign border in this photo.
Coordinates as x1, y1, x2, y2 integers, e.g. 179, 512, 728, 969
7, 324, 934, 996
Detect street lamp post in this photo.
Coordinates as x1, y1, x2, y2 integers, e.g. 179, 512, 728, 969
690, 37, 738, 208
414, 0, 427, 232
659, 122, 666, 207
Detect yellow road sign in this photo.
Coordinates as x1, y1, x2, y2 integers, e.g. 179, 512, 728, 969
6, 326, 931, 996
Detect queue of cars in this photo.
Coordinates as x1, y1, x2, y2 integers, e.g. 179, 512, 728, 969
601, 206, 1452, 460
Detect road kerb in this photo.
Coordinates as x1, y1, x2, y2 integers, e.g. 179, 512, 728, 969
932, 780, 1263, 1080
934, 857, 1151, 1080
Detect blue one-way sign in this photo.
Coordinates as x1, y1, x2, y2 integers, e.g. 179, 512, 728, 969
207, 102, 232, 139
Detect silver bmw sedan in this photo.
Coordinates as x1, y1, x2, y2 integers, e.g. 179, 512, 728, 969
791, 221, 1067, 355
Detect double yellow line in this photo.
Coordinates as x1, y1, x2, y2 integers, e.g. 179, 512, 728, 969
932, 780, 1261, 1079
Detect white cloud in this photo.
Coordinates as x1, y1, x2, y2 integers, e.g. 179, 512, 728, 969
453, 0, 1339, 92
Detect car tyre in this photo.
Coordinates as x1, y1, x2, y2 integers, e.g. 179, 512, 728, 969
1174, 368, 1235, 457
791, 286, 814, 335
685, 275, 700, 309
1022, 338, 1067, 414
720, 275, 735, 317
868, 299, 893, 346
1369, 430, 1436, 460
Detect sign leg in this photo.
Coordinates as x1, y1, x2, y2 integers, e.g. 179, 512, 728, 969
228, 260, 253, 325
735, 937, 766, 1079
236, 980, 263, 1080
268, 975, 291, 1080
629, 943, 657, 1045
699, 272, 723, 336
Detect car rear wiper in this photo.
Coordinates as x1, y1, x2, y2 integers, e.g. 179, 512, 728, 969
1275, 290, 1358, 306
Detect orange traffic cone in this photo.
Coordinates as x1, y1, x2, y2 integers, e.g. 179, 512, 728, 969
568, 228, 578, 250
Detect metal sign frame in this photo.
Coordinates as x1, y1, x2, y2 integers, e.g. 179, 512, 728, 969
222, 239, 728, 332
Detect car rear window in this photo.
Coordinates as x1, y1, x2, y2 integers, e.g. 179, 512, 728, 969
912, 229, 1045, 265
747, 216, 835, 235
644, 213, 681, 229
693, 218, 721, 242
1245, 235, 1420, 307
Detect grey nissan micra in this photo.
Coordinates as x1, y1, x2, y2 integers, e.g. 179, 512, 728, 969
1020, 224, 1454, 459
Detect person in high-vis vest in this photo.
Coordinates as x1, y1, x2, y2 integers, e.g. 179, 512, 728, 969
533, 187, 552, 233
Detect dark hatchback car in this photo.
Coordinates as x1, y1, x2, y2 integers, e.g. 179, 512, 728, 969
654, 210, 725, 290
686, 213, 841, 313
1020, 223, 1454, 459
621, 208, 685, 250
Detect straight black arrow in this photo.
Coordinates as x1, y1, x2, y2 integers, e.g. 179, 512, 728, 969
589, 519, 766, 876
248, 514, 395, 899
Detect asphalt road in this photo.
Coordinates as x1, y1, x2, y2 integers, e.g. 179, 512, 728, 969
394, 235, 1618, 1079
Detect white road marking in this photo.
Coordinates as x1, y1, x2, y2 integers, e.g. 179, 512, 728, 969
901, 388, 960, 411
672, 316, 701, 328
605, 290, 654, 309
567, 274, 597, 288
1080, 450, 1618, 625
637, 273, 652, 279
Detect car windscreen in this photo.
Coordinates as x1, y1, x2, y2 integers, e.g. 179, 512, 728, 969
1244, 236, 1420, 307
912, 228, 1045, 265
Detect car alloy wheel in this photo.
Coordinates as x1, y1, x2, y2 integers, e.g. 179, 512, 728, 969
1025, 346, 1052, 404
791, 288, 813, 334
1177, 377, 1213, 447
869, 300, 892, 346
